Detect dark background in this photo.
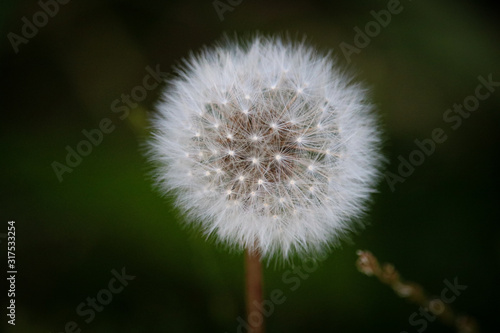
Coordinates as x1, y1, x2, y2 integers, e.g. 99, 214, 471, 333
1, 0, 499, 332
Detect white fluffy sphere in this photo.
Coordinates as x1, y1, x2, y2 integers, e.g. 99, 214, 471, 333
148, 35, 383, 260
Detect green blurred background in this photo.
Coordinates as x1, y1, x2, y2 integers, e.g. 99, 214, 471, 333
1, 0, 499, 332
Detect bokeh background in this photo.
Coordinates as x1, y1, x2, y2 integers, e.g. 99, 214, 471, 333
1, 0, 499, 332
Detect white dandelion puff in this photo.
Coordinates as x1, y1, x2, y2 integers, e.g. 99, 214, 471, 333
147, 34, 384, 260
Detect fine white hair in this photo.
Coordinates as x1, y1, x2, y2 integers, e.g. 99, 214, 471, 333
148, 34, 383, 260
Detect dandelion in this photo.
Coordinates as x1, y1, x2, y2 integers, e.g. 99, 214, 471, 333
148, 34, 383, 261
147, 34, 383, 332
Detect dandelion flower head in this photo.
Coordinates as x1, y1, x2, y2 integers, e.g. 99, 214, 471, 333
148, 34, 383, 260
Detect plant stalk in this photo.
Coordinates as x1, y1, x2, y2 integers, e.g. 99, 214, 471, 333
245, 248, 264, 333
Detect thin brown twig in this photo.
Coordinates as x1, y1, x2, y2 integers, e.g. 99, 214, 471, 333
355, 250, 479, 333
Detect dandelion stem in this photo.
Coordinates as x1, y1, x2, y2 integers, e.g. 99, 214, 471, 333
245, 248, 264, 333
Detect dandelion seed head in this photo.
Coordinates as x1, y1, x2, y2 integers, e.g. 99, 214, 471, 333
148, 34, 383, 260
